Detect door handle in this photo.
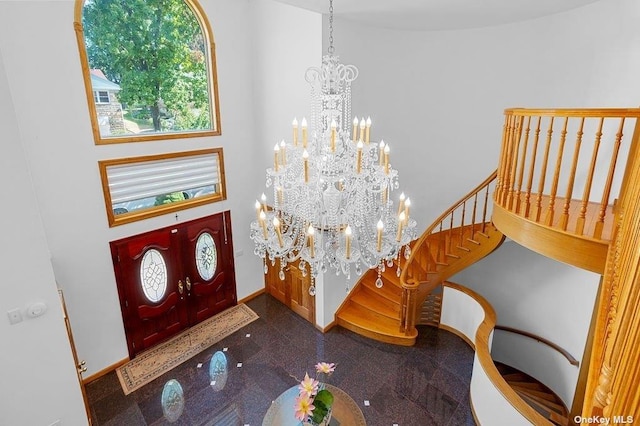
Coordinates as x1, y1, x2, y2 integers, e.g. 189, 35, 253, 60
186, 277, 191, 291
178, 280, 184, 294
77, 360, 87, 373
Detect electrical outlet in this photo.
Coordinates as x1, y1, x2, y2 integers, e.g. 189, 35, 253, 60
7, 308, 22, 325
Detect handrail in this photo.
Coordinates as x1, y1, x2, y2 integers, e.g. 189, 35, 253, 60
494, 325, 579, 366
443, 282, 552, 425
504, 108, 640, 118
401, 170, 497, 289
495, 108, 640, 241
399, 170, 498, 333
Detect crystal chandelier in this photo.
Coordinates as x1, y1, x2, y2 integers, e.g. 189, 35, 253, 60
250, 0, 417, 294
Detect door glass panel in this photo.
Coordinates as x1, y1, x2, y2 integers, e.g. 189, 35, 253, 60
140, 249, 168, 302
195, 232, 217, 280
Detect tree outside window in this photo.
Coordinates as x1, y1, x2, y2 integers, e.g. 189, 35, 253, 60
77, 0, 220, 142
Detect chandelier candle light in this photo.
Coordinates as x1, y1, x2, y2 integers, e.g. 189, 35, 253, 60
250, 0, 417, 295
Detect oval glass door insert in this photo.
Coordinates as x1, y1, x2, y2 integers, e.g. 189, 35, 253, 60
195, 232, 217, 280
140, 248, 168, 302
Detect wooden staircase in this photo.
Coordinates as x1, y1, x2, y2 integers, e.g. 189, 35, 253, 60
336, 172, 504, 345
336, 255, 415, 345
334, 107, 640, 422
496, 362, 570, 426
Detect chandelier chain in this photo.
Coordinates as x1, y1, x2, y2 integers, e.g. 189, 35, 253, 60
328, 0, 334, 55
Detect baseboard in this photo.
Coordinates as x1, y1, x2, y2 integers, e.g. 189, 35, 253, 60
317, 320, 337, 333
83, 357, 129, 384
237, 288, 265, 304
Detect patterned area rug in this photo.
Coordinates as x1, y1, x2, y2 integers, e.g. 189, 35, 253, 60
116, 304, 259, 395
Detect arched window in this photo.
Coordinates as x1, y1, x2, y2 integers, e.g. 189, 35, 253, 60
74, 0, 221, 144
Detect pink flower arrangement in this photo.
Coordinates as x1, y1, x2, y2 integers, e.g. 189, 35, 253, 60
294, 362, 336, 424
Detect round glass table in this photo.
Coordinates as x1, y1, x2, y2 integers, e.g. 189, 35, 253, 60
262, 384, 366, 425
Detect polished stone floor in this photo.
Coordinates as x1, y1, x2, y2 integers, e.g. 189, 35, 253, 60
86, 293, 476, 425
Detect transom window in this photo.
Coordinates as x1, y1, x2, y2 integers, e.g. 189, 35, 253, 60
74, 0, 221, 143
99, 148, 227, 227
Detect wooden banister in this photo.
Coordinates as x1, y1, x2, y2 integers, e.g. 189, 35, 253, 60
494, 325, 579, 367
444, 282, 552, 425
399, 171, 498, 333
496, 108, 640, 244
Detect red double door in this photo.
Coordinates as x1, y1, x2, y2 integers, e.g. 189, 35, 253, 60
110, 212, 236, 359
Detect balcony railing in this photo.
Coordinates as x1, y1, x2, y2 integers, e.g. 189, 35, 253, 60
495, 108, 640, 242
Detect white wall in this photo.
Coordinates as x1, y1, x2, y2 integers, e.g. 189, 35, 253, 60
248, 0, 325, 325
453, 241, 600, 406
440, 286, 486, 345
0, 49, 87, 425
0, 0, 263, 378
332, 0, 640, 231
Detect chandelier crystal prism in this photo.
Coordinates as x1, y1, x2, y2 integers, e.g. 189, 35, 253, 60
250, 0, 417, 294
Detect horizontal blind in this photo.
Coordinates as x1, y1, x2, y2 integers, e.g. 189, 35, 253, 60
107, 152, 220, 204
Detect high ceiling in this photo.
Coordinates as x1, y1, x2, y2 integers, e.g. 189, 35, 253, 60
271, 0, 603, 31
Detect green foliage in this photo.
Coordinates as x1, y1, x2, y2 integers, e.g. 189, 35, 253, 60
83, 0, 211, 131
154, 191, 186, 206
310, 389, 334, 423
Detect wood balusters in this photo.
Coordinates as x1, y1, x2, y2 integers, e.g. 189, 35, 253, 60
584, 113, 640, 418
535, 116, 554, 222
514, 116, 532, 215
594, 118, 625, 239
496, 109, 640, 243
544, 117, 568, 226
560, 117, 585, 231
523, 116, 542, 218
576, 118, 604, 236
399, 172, 500, 335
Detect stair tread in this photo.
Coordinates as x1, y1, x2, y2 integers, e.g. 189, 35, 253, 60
338, 302, 403, 335
362, 272, 402, 298
501, 372, 529, 381
350, 289, 400, 319
514, 387, 562, 403
516, 390, 565, 413
509, 381, 546, 391
549, 411, 569, 426
381, 265, 403, 286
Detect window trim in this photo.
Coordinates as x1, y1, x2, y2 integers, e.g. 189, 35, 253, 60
99, 148, 227, 227
93, 90, 110, 104
74, 0, 222, 144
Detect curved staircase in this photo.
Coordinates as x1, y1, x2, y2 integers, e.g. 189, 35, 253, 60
336, 172, 504, 345
336, 255, 414, 345
332, 107, 640, 423
495, 362, 569, 426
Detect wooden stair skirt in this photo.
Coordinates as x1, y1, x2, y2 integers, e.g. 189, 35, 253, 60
495, 362, 569, 426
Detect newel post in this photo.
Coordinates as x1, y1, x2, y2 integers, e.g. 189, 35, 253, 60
401, 282, 418, 335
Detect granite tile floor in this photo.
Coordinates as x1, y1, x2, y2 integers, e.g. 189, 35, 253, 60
86, 293, 476, 426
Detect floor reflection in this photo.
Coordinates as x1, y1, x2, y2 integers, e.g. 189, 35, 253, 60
208, 350, 228, 391
161, 379, 184, 423
86, 294, 476, 426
